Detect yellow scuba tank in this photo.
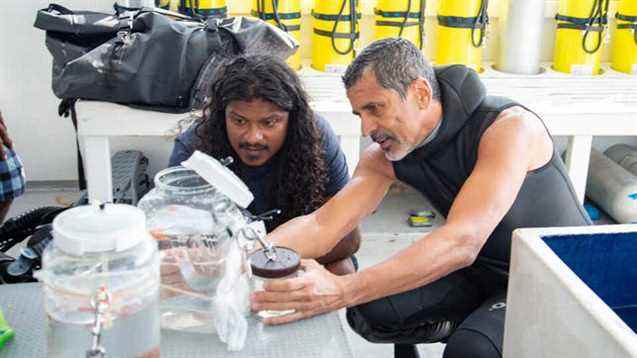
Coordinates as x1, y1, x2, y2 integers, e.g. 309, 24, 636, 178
435, 0, 489, 72
156, 0, 171, 10
179, 0, 227, 18
553, 0, 610, 75
611, 0, 637, 74
311, 0, 361, 72
373, 0, 426, 50
156, 0, 180, 12
252, 0, 302, 70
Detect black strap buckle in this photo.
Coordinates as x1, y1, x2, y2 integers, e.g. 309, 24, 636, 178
375, 20, 420, 28
616, 13, 637, 23
374, 8, 422, 19
313, 28, 359, 40
251, 10, 301, 21
311, 10, 361, 22
555, 0, 610, 54
437, 15, 488, 29
555, 13, 608, 31
616, 12, 637, 44
250, 10, 301, 32
437, 5, 489, 48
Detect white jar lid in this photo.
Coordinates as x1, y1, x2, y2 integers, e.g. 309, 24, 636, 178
53, 204, 150, 255
181, 150, 254, 208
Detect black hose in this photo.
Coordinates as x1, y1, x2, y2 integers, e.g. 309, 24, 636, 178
191, 0, 202, 19
271, 0, 288, 32
330, 0, 357, 56
396, 0, 426, 49
257, 0, 289, 32
582, 0, 610, 54
397, 0, 412, 38
257, 0, 263, 19
471, 0, 488, 48
0, 206, 66, 252
180, 0, 203, 19
417, 0, 426, 50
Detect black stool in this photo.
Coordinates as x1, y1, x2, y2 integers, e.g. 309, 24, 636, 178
392, 320, 458, 358
395, 344, 420, 358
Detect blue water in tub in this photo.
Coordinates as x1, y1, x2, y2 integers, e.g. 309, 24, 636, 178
543, 232, 637, 333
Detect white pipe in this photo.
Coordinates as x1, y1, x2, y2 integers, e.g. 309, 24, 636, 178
586, 148, 637, 224
495, 0, 545, 74
605, 144, 637, 177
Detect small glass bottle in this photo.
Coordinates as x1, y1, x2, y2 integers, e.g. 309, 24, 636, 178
250, 247, 300, 319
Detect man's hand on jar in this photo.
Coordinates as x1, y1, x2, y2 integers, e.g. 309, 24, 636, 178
0, 111, 14, 160
250, 259, 351, 325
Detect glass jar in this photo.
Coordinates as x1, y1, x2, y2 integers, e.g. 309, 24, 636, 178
36, 204, 160, 358
139, 166, 247, 241
250, 246, 301, 319
137, 166, 250, 332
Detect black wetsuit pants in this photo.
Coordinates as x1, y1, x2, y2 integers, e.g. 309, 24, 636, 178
347, 264, 508, 358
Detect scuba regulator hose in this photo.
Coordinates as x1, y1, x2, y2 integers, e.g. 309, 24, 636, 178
471, 0, 489, 48
256, 0, 288, 32
0, 206, 66, 253
583, 0, 610, 54
331, 0, 358, 56
417, 0, 426, 50
396, 0, 427, 50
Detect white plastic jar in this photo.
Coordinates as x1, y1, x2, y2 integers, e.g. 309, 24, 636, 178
37, 204, 160, 358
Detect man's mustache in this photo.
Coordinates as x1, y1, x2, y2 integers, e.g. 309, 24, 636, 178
239, 142, 268, 151
371, 131, 396, 144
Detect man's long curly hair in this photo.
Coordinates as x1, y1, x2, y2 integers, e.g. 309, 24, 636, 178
193, 55, 328, 231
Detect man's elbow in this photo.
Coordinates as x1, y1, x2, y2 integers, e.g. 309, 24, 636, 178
346, 228, 362, 255
316, 228, 362, 265
454, 233, 484, 268
328, 228, 362, 257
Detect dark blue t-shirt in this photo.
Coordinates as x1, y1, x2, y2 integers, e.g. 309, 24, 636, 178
168, 114, 350, 218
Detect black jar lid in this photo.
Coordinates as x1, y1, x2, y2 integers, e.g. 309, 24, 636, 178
250, 246, 300, 279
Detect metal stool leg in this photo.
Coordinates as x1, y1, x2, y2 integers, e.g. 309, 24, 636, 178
394, 344, 421, 358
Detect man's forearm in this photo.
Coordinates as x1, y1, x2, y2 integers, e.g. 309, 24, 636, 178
317, 228, 361, 265
268, 214, 333, 258
340, 226, 477, 308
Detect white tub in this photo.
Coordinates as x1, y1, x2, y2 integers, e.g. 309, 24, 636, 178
504, 225, 637, 358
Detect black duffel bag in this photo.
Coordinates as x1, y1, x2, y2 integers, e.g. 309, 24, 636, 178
34, 4, 298, 112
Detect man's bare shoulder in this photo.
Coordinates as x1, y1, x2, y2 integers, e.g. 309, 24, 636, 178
483, 106, 553, 171
493, 106, 546, 134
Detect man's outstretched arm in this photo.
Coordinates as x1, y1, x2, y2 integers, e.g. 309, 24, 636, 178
267, 145, 395, 260
252, 110, 552, 324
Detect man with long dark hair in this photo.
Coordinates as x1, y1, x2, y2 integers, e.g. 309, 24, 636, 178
168, 55, 360, 273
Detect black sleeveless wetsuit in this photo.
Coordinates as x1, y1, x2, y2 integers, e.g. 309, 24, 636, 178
347, 65, 590, 358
